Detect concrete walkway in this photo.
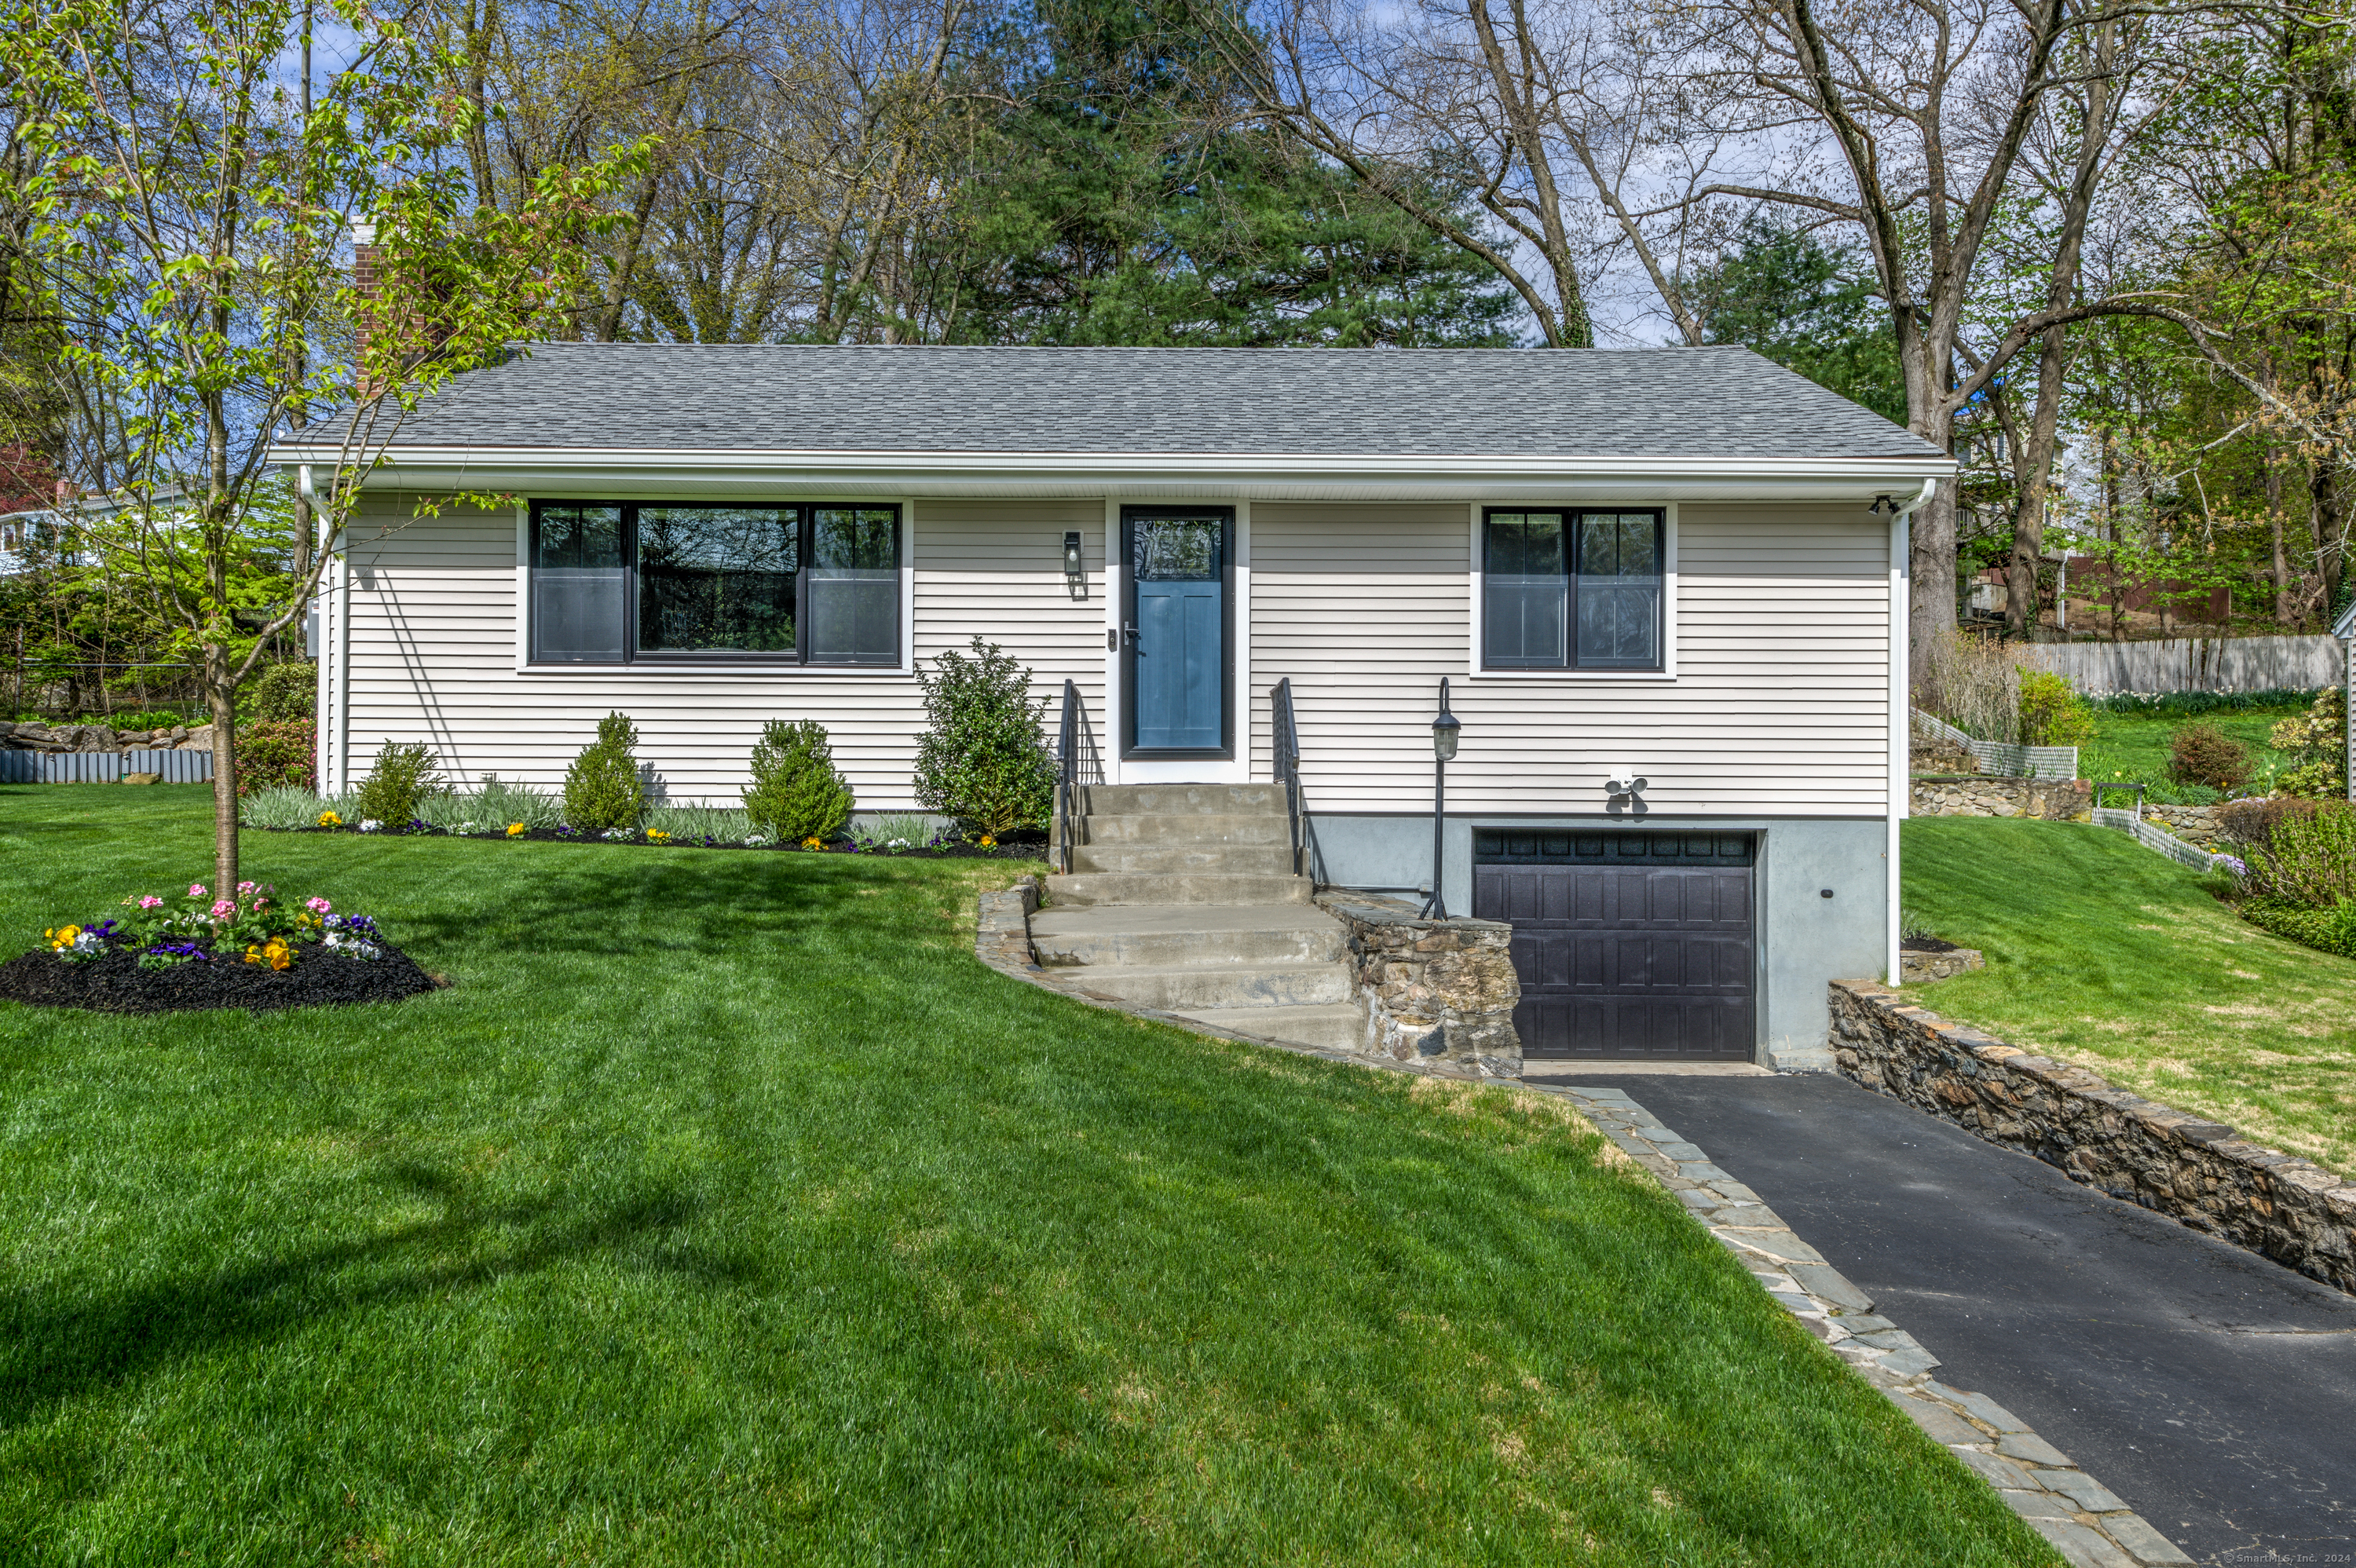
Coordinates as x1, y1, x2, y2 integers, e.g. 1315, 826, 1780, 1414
1558, 1070, 2356, 1567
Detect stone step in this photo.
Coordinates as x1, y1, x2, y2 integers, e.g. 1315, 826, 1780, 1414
1078, 784, 1286, 817
1173, 1003, 1365, 1052
1081, 812, 1292, 846
1050, 871, 1313, 908
1030, 904, 1348, 968
1070, 842, 1297, 876
1069, 960, 1353, 1011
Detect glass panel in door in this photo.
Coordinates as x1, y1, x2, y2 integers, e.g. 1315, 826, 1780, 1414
1130, 516, 1224, 751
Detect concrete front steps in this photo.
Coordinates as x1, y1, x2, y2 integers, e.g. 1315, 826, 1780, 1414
1036, 785, 1361, 1051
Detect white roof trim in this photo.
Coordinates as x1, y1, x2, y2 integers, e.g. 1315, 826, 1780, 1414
275, 444, 1953, 503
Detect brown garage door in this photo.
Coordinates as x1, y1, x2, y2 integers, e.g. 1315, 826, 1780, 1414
1472, 830, 1755, 1060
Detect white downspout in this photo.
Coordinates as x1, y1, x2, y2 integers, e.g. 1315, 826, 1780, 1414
1887, 477, 1937, 986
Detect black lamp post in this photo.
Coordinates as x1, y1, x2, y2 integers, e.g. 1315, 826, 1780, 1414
1421, 678, 1461, 919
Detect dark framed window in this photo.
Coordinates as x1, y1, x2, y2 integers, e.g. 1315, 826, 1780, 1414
1482, 509, 1663, 671
529, 501, 901, 667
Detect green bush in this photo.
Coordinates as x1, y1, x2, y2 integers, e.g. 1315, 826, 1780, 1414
2245, 799, 2356, 908
742, 719, 856, 842
2269, 686, 2347, 799
109, 708, 198, 731
564, 711, 646, 832
646, 803, 757, 842
240, 785, 342, 831
2240, 896, 2356, 960
237, 720, 316, 795
353, 740, 444, 825
2167, 722, 2251, 792
243, 662, 316, 723
2017, 671, 2095, 747
913, 637, 1055, 837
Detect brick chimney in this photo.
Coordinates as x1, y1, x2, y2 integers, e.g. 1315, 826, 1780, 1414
351, 217, 379, 397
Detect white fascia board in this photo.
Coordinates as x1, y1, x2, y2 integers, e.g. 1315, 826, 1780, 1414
272, 444, 1953, 503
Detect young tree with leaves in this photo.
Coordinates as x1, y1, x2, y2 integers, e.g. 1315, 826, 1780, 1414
4, 0, 644, 891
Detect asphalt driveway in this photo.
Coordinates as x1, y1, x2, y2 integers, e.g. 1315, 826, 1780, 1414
1552, 1070, 2356, 1567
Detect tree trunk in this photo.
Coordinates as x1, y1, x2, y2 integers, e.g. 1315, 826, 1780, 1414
2266, 448, 2289, 624
209, 652, 238, 895
2318, 458, 2348, 616
1910, 404, 1959, 641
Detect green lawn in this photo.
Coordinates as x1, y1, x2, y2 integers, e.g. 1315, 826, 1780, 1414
1903, 816, 2356, 1178
0, 786, 2050, 1566
2078, 700, 2307, 797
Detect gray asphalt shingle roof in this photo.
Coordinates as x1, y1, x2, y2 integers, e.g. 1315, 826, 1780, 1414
379, 343, 1942, 461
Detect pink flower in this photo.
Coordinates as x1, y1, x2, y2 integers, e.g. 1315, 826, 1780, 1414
236, 881, 256, 896
210, 899, 236, 919
188, 883, 207, 898
305, 897, 331, 914
250, 898, 267, 912
138, 895, 163, 909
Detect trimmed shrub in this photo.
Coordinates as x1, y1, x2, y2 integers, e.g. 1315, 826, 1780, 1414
2240, 897, 2356, 960
913, 637, 1056, 837
742, 719, 856, 842
238, 719, 316, 795
2245, 799, 2356, 908
2270, 686, 2347, 799
564, 711, 646, 832
245, 661, 316, 723
2168, 722, 2252, 793
354, 740, 443, 824
2017, 670, 2095, 747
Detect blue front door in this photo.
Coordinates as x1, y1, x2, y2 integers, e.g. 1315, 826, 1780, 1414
1128, 514, 1226, 752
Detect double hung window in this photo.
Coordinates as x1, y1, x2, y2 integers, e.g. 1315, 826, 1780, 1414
1482, 509, 1664, 671
529, 501, 902, 667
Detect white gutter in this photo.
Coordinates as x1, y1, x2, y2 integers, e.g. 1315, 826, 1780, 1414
1886, 477, 1937, 989
270, 444, 1952, 503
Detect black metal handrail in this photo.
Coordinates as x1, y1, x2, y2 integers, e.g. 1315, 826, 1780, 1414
1054, 678, 1103, 874
1272, 676, 1308, 882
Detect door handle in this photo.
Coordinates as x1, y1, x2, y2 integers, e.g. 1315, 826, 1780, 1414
1121, 622, 1141, 649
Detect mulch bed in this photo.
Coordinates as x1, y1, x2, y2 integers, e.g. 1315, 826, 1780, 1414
1900, 935, 1963, 953
0, 938, 437, 1014
248, 824, 1050, 859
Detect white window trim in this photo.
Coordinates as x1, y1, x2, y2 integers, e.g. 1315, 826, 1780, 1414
1101, 495, 1253, 785
511, 495, 916, 676
1464, 499, 1678, 682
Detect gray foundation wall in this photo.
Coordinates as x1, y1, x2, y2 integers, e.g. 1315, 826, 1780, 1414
1304, 812, 1889, 1069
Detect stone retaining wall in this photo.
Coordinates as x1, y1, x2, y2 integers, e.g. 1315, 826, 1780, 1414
1831, 979, 2356, 1294
1899, 947, 1983, 983
1911, 776, 2091, 821
0, 719, 212, 754
1315, 893, 1523, 1078
2143, 803, 2221, 848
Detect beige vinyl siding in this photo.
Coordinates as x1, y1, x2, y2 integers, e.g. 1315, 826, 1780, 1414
1249, 501, 1892, 817
338, 495, 1105, 807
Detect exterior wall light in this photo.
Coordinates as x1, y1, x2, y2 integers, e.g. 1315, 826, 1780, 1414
1063, 531, 1086, 600
1421, 678, 1461, 919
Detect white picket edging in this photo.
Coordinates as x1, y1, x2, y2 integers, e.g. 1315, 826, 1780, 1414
1911, 709, 2078, 780
2091, 805, 2229, 872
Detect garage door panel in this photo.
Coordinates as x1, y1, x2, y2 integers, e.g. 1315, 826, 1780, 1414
1475, 836, 1755, 1061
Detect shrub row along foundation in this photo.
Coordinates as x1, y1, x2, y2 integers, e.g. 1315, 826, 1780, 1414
1830, 979, 2356, 1295
1315, 894, 1522, 1078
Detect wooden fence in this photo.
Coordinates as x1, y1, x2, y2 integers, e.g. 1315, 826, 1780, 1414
0, 748, 212, 784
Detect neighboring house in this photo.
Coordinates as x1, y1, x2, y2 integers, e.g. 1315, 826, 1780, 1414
275, 344, 1951, 1067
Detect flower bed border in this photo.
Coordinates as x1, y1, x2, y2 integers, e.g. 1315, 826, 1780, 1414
243, 822, 1048, 861
1830, 978, 2356, 1296
0, 937, 436, 1014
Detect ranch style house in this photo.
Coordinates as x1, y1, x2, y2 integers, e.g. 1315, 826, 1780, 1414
276, 344, 1952, 1070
